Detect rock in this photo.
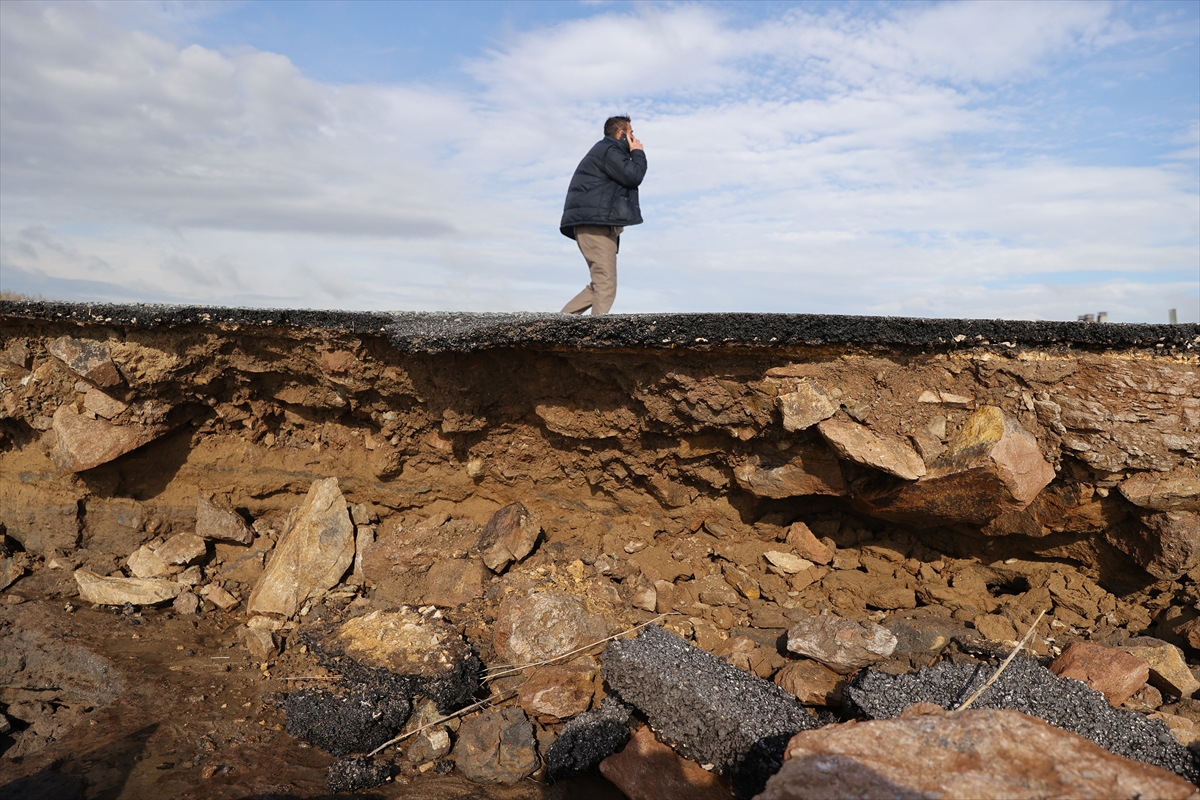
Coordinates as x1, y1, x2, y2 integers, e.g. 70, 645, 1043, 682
407, 725, 452, 762
326, 757, 390, 794
350, 524, 373, 583
864, 406, 1056, 526
74, 569, 183, 606
248, 478, 354, 619
625, 574, 658, 611
763, 551, 813, 575
452, 706, 539, 785
154, 532, 206, 565
774, 659, 846, 706
1151, 712, 1200, 748
518, 658, 597, 722
202, 584, 240, 611
1120, 468, 1200, 512
1, 551, 27, 591
733, 445, 847, 499
285, 686, 411, 756
83, 389, 127, 419
423, 558, 484, 608
1108, 511, 1200, 580
722, 564, 760, 601
47, 336, 122, 386
478, 502, 541, 572
242, 626, 278, 661
195, 495, 254, 545
714, 637, 779, 680
783, 522, 832, 565
172, 591, 199, 615
175, 565, 202, 585
305, 607, 481, 712
492, 590, 609, 666
777, 382, 836, 432
918, 390, 973, 406
602, 625, 818, 798
817, 418, 926, 480
545, 696, 633, 779
0, 713, 10, 735
349, 503, 375, 525
757, 707, 1199, 800
126, 545, 171, 579
786, 614, 897, 674
599, 724, 735, 800
1121, 640, 1200, 699
1050, 642, 1149, 707
848, 658, 1200, 782
50, 405, 160, 473
973, 613, 1018, 644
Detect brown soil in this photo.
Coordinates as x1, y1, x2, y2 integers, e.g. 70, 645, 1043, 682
1, 317, 1197, 797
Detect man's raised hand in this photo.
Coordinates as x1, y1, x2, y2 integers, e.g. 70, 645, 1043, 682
626, 129, 643, 152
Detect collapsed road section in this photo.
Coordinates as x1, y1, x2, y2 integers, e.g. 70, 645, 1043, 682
0, 301, 1198, 798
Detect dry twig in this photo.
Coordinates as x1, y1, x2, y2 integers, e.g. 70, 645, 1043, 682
955, 609, 1047, 713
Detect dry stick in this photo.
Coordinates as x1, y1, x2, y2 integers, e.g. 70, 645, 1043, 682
365, 687, 520, 758
482, 612, 676, 683
955, 609, 1047, 713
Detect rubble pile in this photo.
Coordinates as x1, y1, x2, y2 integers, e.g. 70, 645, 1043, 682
0, 305, 1197, 798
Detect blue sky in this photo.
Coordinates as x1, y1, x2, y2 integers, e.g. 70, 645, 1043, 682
1, 0, 1197, 321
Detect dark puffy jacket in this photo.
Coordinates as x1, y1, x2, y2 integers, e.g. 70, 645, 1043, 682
560, 135, 648, 239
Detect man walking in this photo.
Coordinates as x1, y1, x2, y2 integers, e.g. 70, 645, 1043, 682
560, 115, 647, 315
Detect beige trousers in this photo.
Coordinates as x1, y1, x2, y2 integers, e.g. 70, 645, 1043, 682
561, 225, 622, 315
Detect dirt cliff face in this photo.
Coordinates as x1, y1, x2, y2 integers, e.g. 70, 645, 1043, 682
1, 305, 1197, 797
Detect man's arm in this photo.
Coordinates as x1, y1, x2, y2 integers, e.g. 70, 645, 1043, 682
602, 140, 647, 189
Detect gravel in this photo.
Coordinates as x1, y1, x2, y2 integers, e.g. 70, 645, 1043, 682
603, 625, 820, 799
848, 657, 1200, 784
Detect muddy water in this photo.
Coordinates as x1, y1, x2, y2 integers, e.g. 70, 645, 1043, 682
0, 597, 620, 799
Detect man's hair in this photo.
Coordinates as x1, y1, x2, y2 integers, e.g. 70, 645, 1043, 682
604, 115, 632, 137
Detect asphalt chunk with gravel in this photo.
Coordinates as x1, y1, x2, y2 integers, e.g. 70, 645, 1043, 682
603, 625, 820, 799
284, 686, 411, 757
545, 696, 633, 780
848, 657, 1200, 784
326, 756, 391, 793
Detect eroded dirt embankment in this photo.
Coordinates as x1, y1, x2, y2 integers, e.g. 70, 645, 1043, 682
0, 305, 1198, 798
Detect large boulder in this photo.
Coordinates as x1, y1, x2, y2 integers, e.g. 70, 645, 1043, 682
47, 336, 122, 387
248, 478, 354, 618
734, 445, 847, 499
863, 406, 1055, 526
757, 707, 1198, 800
50, 405, 161, 473
817, 418, 925, 480
1106, 511, 1200, 580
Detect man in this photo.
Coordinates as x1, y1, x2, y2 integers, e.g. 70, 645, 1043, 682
559, 115, 647, 315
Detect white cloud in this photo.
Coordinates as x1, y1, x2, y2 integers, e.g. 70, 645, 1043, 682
0, 1, 1195, 322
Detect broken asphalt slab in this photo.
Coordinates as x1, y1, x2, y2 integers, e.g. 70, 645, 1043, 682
2, 301, 1196, 354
